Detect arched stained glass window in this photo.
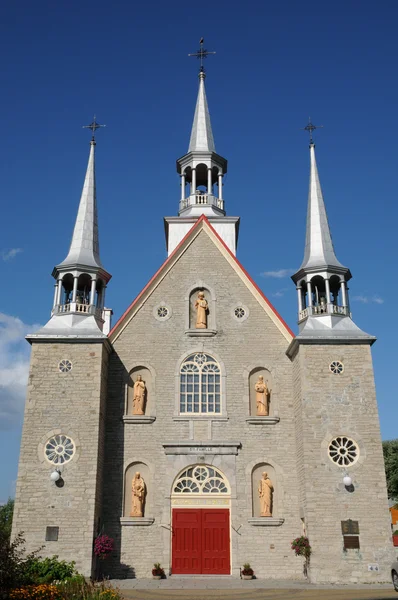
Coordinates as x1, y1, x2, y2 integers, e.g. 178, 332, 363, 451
180, 354, 221, 414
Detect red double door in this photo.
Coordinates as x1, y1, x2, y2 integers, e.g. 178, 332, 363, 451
172, 508, 230, 574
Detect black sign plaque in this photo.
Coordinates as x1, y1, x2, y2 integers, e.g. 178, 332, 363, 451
341, 519, 359, 535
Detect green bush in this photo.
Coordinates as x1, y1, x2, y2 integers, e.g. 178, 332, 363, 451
25, 555, 76, 583
0, 531, 42, 597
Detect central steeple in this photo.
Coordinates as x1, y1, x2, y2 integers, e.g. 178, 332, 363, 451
188, 70, 216, 153
164, 39, 239, 256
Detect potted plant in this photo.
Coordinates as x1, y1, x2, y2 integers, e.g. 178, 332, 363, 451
152, 562, 165, 580
241, 563, 254, 580
291, 536, 312, 577
393, 530, 398, 547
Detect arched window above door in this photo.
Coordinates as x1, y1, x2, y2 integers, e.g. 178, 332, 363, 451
179, 353, 221, 414
173, 465, 230, 495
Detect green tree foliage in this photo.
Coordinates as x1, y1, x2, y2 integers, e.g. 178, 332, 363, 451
0, 498, 14, 542
383, 439, 398, 500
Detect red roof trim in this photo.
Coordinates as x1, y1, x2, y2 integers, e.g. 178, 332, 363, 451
201, 216, 295, 338
109, 215, 207, 338
109, 214, 294, 340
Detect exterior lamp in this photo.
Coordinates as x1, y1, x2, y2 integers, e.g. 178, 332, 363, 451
50, 470, 61, 482
343, 474, 352, 487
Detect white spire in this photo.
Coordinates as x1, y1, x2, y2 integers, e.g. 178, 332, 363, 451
58, 140, 103, 269
299, 143, 346, 270
188, 71, 216, 153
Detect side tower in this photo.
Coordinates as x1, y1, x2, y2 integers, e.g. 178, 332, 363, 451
287, 129, 393, 583
12, 122, 111, 577
164, 41, 239, 255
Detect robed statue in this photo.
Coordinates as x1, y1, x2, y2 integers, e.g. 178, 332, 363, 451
130, 471, 146, 517
195, 291, 208, 329
255, 375, 270, 416
258, 471, 273, 517
132, 375, 146, 415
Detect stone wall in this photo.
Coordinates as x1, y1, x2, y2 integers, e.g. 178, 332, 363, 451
103, 230, 304, 579
12, 341, 109, 577
292, 343, 394, 583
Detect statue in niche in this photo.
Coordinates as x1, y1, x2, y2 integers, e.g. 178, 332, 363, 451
132, 375, 146, 415
130, 471, 146, 517
258, 471, 273, 517
255, 375, 270, 416
194, 291, 208, 329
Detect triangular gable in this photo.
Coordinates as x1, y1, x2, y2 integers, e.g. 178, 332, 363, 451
109, 215, 294, 343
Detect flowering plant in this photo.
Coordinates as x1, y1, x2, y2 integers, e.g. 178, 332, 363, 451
10, 584, 61, 599
241, 562, 254, 576
291, 536, 312, 559
94, 534, 114, 560
152, 562, 165, 577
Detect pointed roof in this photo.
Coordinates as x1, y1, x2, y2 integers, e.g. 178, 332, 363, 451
110, 215, 294, 343
299, 143, 347, 271
188, 71, 216, 153
57, 141, 104, 270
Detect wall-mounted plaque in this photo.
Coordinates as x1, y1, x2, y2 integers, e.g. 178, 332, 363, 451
341, 519, 359, 535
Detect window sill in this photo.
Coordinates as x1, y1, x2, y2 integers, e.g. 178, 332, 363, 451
173, 415, 228, 421
185, 329, 217, 337
120, 517, 155, 526
248, 517, 285, 527
246, 416, 280, 425
123, 415, 156, 424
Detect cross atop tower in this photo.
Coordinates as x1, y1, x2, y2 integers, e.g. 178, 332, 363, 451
302, 117, 323, 145
188, 38, 216, 72
83, 116, 106, 142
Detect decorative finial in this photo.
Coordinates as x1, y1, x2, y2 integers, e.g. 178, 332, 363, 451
83, 115, 106, 144
301, 117, 323, 145
188, 38, 216, 75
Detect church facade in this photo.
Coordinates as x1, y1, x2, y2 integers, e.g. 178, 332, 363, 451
12, 63, 394, 583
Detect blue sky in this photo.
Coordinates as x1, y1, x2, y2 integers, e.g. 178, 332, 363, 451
0, 0, 397, 502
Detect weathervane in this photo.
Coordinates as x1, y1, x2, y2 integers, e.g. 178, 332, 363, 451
83, 115, 106, 141
302, 117, 323, 144
188, 38, 216, 72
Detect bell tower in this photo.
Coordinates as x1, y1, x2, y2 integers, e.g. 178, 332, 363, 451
164, 40, 239, 256
287, 122, 393, 582
12, 119, 112, 578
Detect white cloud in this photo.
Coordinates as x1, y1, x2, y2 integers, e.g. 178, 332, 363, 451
1, 248, 23, 261
0, 313, 40, 430
261, 269, 294, 278
271, 288, 289, 298
352, 295, 384, 305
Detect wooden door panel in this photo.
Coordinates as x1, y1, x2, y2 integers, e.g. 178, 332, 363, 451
202, 509, 230, 575
172, 509, 202, 574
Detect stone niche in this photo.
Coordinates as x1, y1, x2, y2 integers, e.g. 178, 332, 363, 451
249, 367, 273, 416
251, 462, 277, 518
189, 286, 215, 331
123, 461, 150, 518
126, 366, 153, 416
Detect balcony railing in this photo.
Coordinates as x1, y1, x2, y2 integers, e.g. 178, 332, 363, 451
53, 302, 103, 320
179, 193, 224, 212
299, 304, 350, 321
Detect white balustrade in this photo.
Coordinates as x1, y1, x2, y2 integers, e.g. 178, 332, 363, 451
299, 304, 349, 320
299, 308, 309, 320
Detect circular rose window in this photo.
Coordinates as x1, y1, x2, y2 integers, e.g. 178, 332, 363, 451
329, 361, 344, 374
59, 359, 72, 373
45, 434, 75, 465
328, 436, 359, 466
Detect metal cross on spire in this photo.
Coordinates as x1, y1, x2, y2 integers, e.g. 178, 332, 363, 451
188, 38, 216, 72
83, 116, 106, 141
302, 117, 323, 144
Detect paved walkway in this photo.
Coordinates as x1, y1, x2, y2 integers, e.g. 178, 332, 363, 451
111, 578, 396, 600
